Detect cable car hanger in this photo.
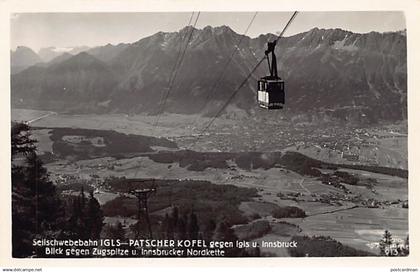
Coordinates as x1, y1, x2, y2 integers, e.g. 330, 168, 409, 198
188, 11, 298, 148
265, 41, 278, 79
256, 11, 298, 110
257, 40, 285, 109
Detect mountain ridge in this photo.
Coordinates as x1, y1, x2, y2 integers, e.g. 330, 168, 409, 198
11, 26, 407, 123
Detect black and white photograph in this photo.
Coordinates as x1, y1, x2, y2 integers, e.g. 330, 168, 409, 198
7, 9, 412, 261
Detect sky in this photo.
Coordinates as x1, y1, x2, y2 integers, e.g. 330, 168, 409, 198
10, 11, 406, 52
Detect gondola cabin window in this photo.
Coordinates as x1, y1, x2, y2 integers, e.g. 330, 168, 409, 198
257, 79, 285, 109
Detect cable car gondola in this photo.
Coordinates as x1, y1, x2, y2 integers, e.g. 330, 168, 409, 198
257, 40, 285, 109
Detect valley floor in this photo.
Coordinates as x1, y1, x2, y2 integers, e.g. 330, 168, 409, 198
11, 108, 409, 256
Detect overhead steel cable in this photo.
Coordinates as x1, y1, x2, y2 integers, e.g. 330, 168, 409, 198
164, 12, 198, 99
195, 57, 265, 137
154, 12, 195, 118
188, 11, 298, 149
198, 12, 258, 115
134, 12, 198, 179
153, 12, 201, 133
153, 12, 197, 132
274, 11, 298, 43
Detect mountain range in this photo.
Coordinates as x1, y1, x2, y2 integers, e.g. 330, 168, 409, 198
11, 26, 407, 123
11, 46, 42, 74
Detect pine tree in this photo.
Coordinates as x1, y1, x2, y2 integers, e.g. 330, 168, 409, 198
115, 222, 125, 240
166, 206, 179, 240
65, 188, 103, 240
203, 219, 216, 242
67, 188, 87, 239
379, 230, 394, 256
11, 122, 36, 157
171, 206, 179, 227
11, 122, 64, 257
165, 213, 175, 240
160, 213, 170, 239
80, 187, 86, 211
176, 213, 188, 240
104, 222, 125, 240
402, 235, 409, 256
188, 210, 199, 240
213, 220, 242, 257
86, 191, 104, 239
